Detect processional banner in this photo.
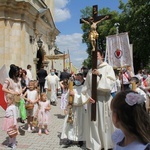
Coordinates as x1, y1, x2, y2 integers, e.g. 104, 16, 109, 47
106, 32, 132, 68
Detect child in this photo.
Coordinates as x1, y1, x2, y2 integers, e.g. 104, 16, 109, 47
23, 80, 39, 132
2, 94, 18, 149
130, 76, 148, 111
59, 79, 69, 115
32, 80, 41, 129
38, 92, 51, 135
111, 90, 150, 150
130, 77, 147, 98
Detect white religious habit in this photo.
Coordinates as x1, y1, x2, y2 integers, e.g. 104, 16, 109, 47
61, 84, 85, 142
44, 74, 60, 103
81, 62, 116, 150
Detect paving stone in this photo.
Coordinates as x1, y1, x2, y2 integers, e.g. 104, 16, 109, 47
0, 98, 84, 150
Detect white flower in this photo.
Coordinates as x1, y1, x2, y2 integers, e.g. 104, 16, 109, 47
125, 93, 145, 106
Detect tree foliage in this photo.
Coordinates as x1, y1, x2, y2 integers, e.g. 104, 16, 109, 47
80, 0, 150, 73
119, 0, 150, 72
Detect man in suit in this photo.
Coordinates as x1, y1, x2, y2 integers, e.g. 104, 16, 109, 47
60, 68, 71, 81
37, 65, 48, 93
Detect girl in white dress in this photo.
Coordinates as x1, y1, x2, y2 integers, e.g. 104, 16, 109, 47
38, 92, 51, 135
23, 80, 39, 132
59, 79, 69, 115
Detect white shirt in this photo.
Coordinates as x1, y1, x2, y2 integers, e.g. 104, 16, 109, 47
26, 69, 33, 80
111, 81, 117, 93
26, 89, 38, 103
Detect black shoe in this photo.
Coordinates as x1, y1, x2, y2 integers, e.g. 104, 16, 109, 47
21, 120, 25, 123
77, 141, 83, 147
20, 118, 25, 123
62, 145, 71, 148
65, 140, 73, 145
53, 102, 57, 106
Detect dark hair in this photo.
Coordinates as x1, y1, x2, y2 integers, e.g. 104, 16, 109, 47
9, 64, 20, 79
111, 90, 150, 144
41, 64, 44, 68
63, 68, 67, 71
22, 69, 27, 75
76, 73, 84, 77
27, 65, 31, 69
130, 77, 140, 84
97, 49, 104, 57
76, 73, 85, 85
81, 66, 89, 78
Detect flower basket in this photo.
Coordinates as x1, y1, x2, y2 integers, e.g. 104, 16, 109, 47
14, 95, 20, 103
25, 103, 34, 110
7, 127, 18, 138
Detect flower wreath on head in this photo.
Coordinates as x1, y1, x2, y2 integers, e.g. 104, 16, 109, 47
125, 92, 146, 106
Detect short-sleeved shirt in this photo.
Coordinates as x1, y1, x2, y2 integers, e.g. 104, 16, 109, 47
112, 129, 150, 150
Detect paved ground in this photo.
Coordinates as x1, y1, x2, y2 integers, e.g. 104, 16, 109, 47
0, 98, 85, 150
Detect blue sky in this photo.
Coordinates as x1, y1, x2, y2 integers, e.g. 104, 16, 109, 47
54, 0, 127, 69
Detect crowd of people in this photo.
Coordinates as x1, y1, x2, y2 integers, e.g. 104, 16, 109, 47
1, 55, 150, 149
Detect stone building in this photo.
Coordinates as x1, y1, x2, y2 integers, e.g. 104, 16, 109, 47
0, 0, 60, 79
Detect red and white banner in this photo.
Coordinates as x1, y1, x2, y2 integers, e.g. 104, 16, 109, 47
106, 32, 132, 68
0, 65, 8, 110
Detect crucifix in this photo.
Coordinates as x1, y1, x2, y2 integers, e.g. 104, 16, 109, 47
80, 5, 111, 121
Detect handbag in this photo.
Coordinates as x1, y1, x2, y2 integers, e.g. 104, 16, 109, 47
7, 127, 18, 138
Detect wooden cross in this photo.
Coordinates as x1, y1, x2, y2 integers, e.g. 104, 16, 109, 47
80, 5, 111, 121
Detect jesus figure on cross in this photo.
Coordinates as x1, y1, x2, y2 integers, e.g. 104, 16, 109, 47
81, 15, 109, 51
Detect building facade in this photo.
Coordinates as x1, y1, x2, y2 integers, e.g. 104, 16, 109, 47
0, 0, 60, 79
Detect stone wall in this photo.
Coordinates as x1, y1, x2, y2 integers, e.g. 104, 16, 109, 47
0, 0, 59, 79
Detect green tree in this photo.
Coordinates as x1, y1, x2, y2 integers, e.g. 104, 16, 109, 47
80, 1, 150, 73
119, 0, 150, 73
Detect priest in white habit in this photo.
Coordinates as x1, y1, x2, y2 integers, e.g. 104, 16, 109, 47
61, 73, 85, 148
44, 69, 60, 106
81, 50, 116, 150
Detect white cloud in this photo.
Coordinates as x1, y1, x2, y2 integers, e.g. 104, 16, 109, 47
54, 0, 88, 69
56, 33, 88, 68
54, 0, 71, 22
54, 0, 70, 8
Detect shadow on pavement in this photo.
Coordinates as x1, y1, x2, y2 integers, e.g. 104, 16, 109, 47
1, 137, 9, 146
19, 125, 26, 136
54, 114, 65, 119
